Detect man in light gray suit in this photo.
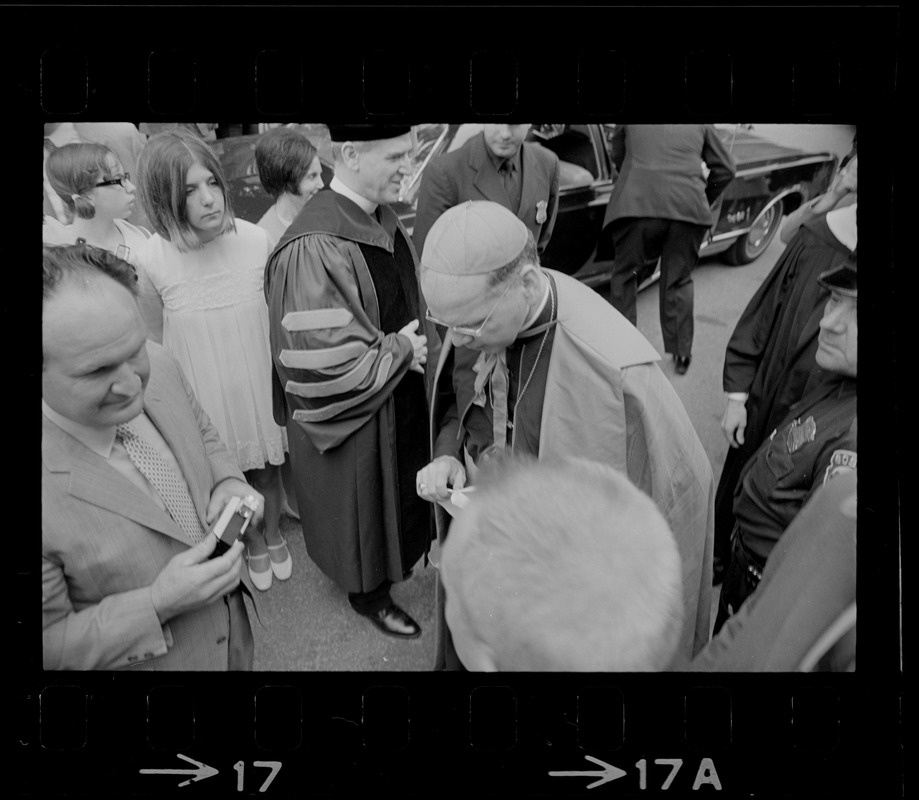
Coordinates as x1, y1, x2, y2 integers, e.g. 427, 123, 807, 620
42, 245, 261, 670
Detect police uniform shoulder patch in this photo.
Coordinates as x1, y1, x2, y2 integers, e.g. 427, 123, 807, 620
823, 449, 857, 485
786, 415, 818, 453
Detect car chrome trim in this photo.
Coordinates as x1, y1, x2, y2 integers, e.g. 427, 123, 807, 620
714, 185, 805, 239
698, 239, 732, 256
399, 125, 451, 201
706, 231, 745, 244
734, 155, 835, 178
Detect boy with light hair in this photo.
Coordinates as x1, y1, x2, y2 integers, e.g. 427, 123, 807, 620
441, 455, 684, 671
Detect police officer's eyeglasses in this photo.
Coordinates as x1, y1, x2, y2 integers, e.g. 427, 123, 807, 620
424, 281, 513, 338
95, 173, 131, 189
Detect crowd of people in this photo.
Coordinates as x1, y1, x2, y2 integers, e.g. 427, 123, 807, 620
42, 122, 857, 672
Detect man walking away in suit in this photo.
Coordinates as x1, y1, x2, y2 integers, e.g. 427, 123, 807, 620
602, 124, 736, 374
42, 244, 261, 670
412, 124, 560, 259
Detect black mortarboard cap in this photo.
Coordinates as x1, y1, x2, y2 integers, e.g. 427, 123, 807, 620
818, 255, 857, 298
327, 124, 412, 142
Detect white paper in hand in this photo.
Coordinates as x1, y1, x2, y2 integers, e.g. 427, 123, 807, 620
437, 487, 476, 519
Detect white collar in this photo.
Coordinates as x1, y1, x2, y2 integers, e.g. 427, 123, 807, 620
826, 201, 858, 252
42, 400, 117, 458
330, 176, 378, 216
521, 272, 551, 330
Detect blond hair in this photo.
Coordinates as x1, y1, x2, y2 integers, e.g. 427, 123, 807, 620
442, 455, 684, 671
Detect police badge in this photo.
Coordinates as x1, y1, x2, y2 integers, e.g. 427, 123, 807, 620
536, 199, 548, 224
785, 415, 817, 452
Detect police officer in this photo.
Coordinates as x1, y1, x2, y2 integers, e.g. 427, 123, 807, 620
715, 256, 857, 633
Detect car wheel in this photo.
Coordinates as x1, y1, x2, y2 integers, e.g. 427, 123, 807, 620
724, 199, 784, 266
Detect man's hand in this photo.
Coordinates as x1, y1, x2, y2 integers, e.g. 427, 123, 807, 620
780, 156, 857, 244
399, 319, 428, 374
416, 455, 466, 503
810, 157, 858, 215
150, 535, 245, 624
721, 398, 748, 448
206, 478, 264, 528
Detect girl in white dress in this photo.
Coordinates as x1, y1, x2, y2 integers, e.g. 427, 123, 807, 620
44, 142, 164, 342
135, 129, 291, 591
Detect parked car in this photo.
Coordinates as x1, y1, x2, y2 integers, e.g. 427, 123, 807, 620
216, 123, 837, 289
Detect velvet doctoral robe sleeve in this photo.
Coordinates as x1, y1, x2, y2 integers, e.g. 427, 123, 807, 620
264, 233, 415, 454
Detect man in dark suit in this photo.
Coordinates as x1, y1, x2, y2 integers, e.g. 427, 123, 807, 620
602, 124, 736, 374
42, 245, 261, 670
412, 124, 560, 259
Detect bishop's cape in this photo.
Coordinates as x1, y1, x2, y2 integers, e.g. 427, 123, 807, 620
431, 270, 716, 667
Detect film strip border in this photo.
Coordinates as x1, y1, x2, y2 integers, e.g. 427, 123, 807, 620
38, 47, 870, 120
18, 5, 902, 798
24, 5, 897, 121
19, 675, 901, 796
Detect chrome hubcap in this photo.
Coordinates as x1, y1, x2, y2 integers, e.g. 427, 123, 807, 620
748, 207, 776, 250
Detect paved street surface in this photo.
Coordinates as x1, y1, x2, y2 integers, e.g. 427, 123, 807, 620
252, 124, 854, 671
251, 517, 438, 670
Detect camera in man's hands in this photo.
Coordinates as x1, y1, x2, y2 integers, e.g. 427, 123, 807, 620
210, 494, 259, 557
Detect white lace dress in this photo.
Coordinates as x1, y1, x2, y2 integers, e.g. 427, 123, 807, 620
136, 219, 286, 471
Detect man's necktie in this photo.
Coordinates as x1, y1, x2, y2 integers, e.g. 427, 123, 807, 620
116, 422, 206, 543
472, 350, 510, 453
501, 160, 521, 212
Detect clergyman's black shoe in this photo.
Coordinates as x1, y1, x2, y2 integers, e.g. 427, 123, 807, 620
674, 355, 692, 375
361, 604, 422, 639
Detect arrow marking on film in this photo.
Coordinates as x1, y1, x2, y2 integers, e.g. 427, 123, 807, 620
549, 755, 627, 789
140, 753, 219, 787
